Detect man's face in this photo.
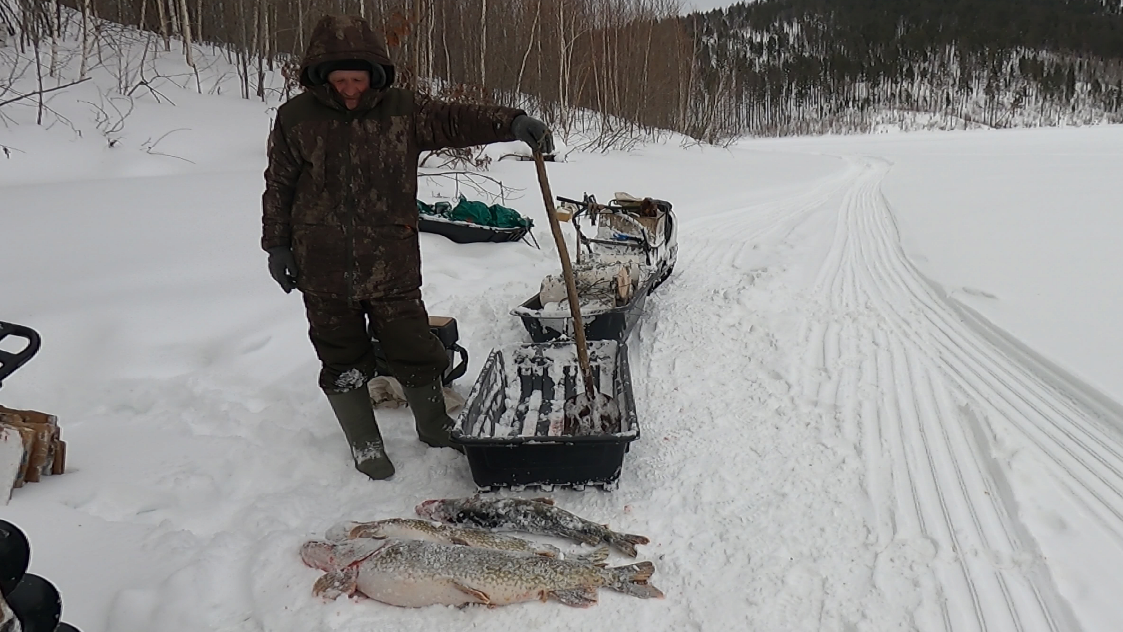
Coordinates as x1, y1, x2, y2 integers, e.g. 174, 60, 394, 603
328, 70, 370, 110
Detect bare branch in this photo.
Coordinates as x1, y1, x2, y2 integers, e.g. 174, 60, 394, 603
141, 127, 195, 163
0, 77, 91, 109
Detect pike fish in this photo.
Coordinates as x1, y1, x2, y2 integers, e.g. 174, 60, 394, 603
300, 537, 663, 608
323, 518, 571, 559
415, 496, 650, 557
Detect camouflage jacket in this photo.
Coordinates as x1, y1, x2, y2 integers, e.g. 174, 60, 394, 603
262, 15, 525, 299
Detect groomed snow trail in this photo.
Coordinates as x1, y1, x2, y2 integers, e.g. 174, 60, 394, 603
791, 157, 1123, 631
628, 161, 907, 630
632, 155, 1123, 630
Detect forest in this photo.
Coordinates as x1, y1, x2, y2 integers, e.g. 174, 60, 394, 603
3, 0, 1122, 143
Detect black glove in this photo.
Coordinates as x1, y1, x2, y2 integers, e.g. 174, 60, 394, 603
267, 246, 299, 293
511, 114, 553, 154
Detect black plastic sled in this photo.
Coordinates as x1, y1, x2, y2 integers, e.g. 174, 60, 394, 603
450, 340, 639, 492
419, 215, 532, 245
511, 272, 657, 344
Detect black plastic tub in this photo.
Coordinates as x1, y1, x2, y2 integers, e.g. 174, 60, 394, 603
511, 273, 656, 343
450, 340, 639, 491
419, 215, 530, 244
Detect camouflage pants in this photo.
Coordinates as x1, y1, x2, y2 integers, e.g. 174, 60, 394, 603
302, 292, 449, 392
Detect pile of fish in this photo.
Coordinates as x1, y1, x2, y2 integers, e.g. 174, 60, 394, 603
300, 496, 663, 609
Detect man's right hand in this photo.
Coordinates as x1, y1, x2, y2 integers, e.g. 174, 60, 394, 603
267, 246, 299, 293
511, 114, 553, 155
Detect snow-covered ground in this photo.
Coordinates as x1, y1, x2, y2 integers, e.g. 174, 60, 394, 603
3, 37, 1123, 632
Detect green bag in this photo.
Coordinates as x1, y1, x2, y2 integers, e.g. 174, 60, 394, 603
491, 203, 533, 229
447, 196, 492, 225
420, 196, 533, 230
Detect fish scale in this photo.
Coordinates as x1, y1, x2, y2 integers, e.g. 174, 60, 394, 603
416, 496, 651, 557
325, 517, 566, 558
301, 538, 663, 608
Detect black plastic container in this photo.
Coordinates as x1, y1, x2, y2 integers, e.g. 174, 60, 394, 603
450, 340, 639, 491
511, 274, 656, 344
419, 215, 531, 244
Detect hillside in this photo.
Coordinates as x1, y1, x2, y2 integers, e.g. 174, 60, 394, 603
682, 0, 1123, 138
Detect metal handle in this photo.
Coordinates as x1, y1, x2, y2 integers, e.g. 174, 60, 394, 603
0, 322, 41, 389
443, 344, 469, 386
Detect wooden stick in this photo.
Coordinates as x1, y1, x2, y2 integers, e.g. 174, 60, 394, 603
532, 146, 597, 398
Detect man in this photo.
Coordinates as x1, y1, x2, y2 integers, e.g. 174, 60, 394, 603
262, 14, 551, 481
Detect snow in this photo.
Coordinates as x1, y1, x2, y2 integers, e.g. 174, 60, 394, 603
4, 36, 1123, 632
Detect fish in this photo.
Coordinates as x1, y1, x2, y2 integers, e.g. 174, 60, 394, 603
415, 496, 651, 557
322, 518, 566, 559
300, 537, 664, 608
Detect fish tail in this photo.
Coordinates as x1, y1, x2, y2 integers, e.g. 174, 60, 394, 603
607, 561, 664, 600
606, 531, 650, 557
568, 546, 610, 566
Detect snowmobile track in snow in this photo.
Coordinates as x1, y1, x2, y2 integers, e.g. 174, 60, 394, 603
625, 154, 1123, 630
795, 157, 1123, 632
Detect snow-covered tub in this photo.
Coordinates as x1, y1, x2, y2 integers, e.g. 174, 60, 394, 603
449, 340, 640, 492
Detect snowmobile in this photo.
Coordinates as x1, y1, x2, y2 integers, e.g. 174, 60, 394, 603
562, 191, 677, 292
0, 321, 81, 632
510, 192, 677, 343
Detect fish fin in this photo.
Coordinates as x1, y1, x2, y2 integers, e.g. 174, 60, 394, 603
607, 531, 651, 557
529, 497, 556, 505
450, 581, 491, 605
551, 587, 599, 608
324, 521, 362, 541
313, 568, 357, 601
347, 524, 387, 540
568, 546, 610, 566
448, 536, 471, 546
608, 561, 665, 600
535, 543, 563, 558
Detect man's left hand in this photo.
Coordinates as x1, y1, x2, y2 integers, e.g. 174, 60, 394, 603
511, 115, 553, 154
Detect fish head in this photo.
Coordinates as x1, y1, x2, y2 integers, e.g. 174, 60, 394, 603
300, 540, 341, 571
300, 538, 389, 572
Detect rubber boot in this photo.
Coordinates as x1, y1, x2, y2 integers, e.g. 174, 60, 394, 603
325, 388, 396, 480
402, 380, 463, 453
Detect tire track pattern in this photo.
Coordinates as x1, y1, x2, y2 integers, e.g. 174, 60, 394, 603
796, 157, 1121, 631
